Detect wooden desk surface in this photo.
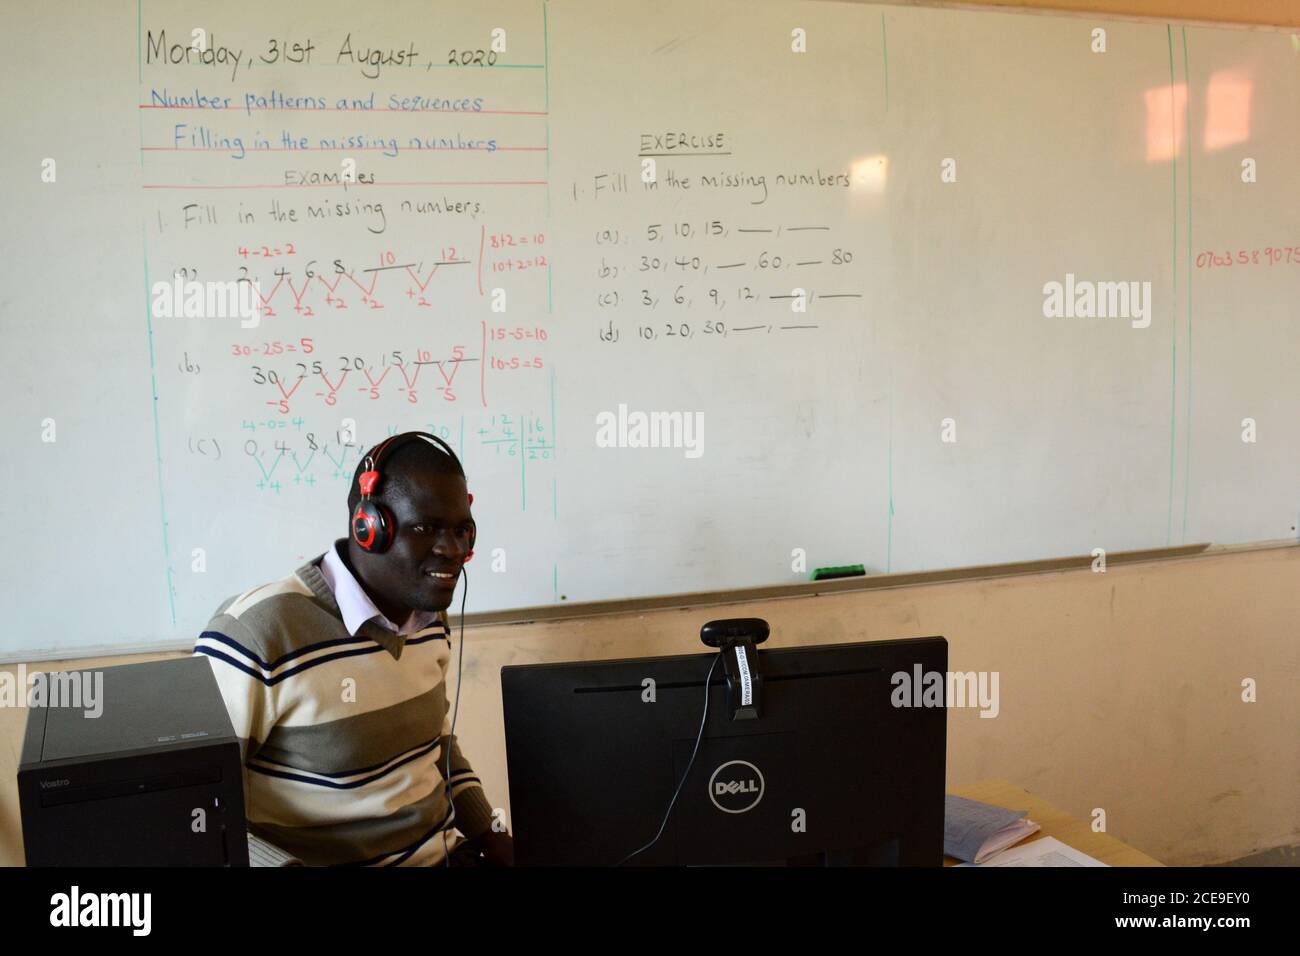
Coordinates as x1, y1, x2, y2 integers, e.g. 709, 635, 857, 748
944, 779, 1164, 867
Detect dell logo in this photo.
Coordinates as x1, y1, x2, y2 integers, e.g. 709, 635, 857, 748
714, 780, 758, 795
707, 760, 764, 814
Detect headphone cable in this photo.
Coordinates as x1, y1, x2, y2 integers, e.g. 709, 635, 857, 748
617, 652, 720, 866
442, 564, 469, 867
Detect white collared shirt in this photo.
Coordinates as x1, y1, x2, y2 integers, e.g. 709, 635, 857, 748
319, 539, 442, 637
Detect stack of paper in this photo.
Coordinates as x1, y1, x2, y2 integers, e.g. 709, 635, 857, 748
944, 794, 1042, 864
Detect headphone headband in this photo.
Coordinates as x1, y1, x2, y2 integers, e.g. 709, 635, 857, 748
359, 431, 464, 497
351, 431, 473, 555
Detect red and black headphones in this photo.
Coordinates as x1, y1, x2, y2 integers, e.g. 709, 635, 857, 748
350, 431, 476, 558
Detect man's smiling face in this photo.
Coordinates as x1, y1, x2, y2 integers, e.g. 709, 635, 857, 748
348, 459, 475, 620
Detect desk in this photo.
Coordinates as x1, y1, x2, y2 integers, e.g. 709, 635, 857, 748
944, 779, 1164, 867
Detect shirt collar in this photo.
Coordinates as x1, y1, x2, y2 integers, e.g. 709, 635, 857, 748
319, 539, 442, 638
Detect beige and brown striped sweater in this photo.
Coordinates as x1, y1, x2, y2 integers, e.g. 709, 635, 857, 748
193, 552, 495, 866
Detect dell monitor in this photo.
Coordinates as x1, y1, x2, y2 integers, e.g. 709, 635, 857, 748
501, 633, 947, 865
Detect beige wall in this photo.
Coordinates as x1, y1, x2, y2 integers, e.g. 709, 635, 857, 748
3, 544, 1296, 867
847, 0, 1300, 29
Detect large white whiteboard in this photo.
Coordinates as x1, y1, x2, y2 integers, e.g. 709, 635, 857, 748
1, 0, 1297, 659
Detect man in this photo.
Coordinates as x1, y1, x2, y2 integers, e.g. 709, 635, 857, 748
195, 431, 512, 866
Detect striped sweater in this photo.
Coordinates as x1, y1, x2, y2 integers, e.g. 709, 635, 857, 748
193, 548, 495, 866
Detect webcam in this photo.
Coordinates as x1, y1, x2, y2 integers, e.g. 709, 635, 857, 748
700, 618, 769, 720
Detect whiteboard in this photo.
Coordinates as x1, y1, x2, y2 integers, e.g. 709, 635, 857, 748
1, 0, 1297, 659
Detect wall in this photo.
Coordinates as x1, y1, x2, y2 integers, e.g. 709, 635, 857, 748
850, 0, 1300, 29
3, 544, 1296, 867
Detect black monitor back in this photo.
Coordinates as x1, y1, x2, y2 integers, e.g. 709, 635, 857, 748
501, 636, 947, 866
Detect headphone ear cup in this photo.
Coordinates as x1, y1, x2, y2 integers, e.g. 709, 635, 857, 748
352, 500, 393, 552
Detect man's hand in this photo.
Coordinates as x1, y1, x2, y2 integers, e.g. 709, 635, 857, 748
472, 829, 514, 867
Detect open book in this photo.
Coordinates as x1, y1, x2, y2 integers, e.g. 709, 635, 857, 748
247, 831, 305, 867
957, 836, 1107, 867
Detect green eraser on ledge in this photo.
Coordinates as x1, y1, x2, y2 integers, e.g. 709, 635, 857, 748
810, 564, 866, 581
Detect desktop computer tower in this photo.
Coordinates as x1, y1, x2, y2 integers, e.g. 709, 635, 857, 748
18, 656, 249, 866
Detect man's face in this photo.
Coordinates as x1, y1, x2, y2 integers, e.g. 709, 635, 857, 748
354, 471, 475, 614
